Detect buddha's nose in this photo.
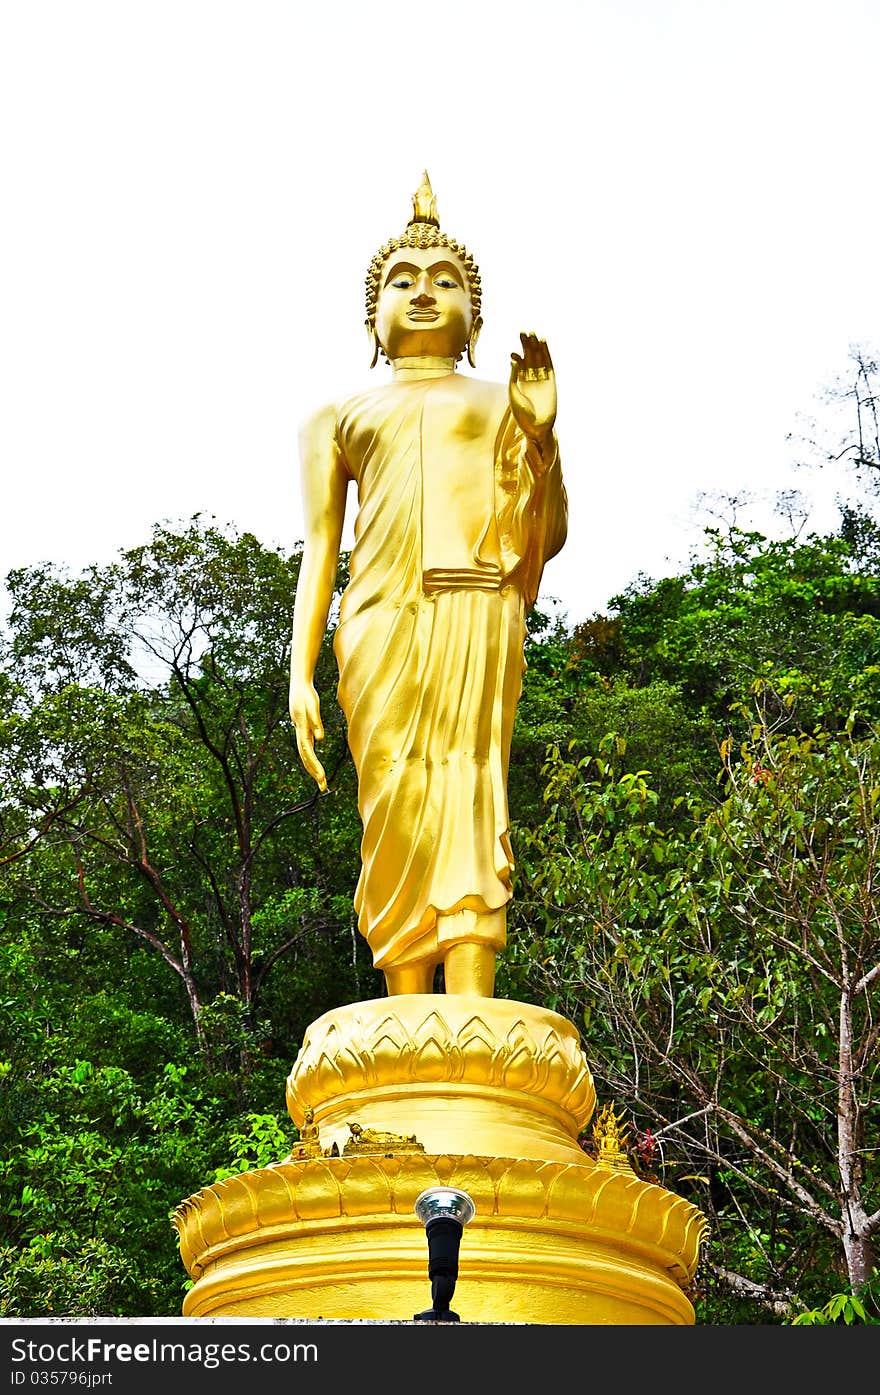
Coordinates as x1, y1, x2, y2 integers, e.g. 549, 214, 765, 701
411, 276, 435, 306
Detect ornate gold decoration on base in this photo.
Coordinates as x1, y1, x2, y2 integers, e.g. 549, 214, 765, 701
271, 1106, 334, 1163
341, 1122, 425, 1157
592, 1102, 636, 1173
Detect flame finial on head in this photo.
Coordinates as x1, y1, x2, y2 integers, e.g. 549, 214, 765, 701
409, 171, 440, 228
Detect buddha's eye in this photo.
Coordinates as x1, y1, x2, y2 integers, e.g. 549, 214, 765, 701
391, 276, 413, 289
435, 277, 458, 289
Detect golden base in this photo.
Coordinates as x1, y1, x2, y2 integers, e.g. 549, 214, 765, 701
174, 996, 707, 1324
285, 995, 596, 1162
176, 1153, 703, 1324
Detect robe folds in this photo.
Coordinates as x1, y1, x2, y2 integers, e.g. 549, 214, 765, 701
330, 372, 567, 970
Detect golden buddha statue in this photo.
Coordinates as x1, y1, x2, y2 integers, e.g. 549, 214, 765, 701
177, 179, 706, 1329
288, 172, 567, 998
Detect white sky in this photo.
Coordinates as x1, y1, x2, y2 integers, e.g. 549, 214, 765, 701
2, 0, 878, 626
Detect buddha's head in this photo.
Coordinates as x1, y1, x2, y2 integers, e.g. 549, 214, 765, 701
365, 173, 482, 367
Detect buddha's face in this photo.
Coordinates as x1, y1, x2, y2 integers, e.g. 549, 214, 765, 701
374, 246, 473, 361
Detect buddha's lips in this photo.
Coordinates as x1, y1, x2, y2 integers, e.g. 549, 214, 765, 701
408, 310, 439, 321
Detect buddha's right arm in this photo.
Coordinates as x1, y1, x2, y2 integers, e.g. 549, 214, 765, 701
289, 403, 349, 788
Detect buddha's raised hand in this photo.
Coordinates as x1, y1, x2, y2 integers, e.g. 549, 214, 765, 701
508, 332, 557, 451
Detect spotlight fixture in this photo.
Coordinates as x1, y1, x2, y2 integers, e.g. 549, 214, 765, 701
413, 1186, 476, 1323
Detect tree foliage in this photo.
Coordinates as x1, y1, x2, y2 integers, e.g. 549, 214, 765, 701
2, 518, 367, 1051
503, 699, 880, 1317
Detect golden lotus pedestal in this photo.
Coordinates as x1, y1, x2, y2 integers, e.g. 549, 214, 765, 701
174, 997, 706, 1324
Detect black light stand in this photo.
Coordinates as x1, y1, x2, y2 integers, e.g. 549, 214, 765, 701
413, 1186, 476, 1323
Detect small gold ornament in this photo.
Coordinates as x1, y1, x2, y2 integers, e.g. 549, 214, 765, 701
341, 1120, 426, 1156
592, 1102, 635, 1172
409, 170, 439, 227
271, 1106, 336, 1163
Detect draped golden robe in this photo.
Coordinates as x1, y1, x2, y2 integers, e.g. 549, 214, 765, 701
329, 371, 567, 970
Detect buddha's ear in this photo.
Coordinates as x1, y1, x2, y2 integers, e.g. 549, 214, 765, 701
366, 321, 380, 368
466, 316, 483, 369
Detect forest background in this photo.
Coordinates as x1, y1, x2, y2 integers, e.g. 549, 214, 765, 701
1, 349, 878, 1326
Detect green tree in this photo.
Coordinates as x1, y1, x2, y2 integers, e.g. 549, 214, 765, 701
2, 518, 366, 1056
502, 699, 880, 1317
592, 525, 880, 732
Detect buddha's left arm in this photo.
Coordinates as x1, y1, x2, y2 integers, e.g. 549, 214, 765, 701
523, 430, 567, 563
